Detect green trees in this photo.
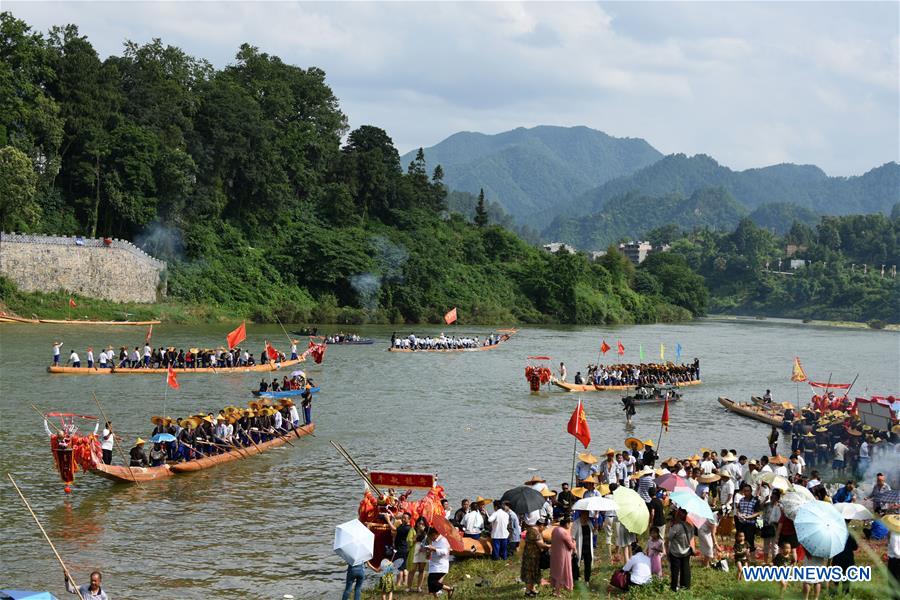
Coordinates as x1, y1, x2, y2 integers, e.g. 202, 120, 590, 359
0, 145, 39, 229
474, 188, 488, 227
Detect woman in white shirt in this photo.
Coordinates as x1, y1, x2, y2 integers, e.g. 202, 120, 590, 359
621, 542, 653, 589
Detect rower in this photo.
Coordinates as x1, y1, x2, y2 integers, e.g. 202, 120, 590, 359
129, 438, 148, 467
574, 372, 584, 385
66, 349, 81, 368
763, 389, 773, 404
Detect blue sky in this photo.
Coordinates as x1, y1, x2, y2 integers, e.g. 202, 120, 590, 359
8, 1, 898, 175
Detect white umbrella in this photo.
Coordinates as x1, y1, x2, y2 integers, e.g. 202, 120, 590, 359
832, 502, 874, 521
572, 496, 617, 512
291, 370, 306, 378
760, 472, 791, 491
334, 519, 374, 566
781, 490, 813, 519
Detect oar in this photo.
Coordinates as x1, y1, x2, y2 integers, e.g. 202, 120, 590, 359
91, 392, 142, 488
8, 474, 85, 599
267, 427, 295, 447
331, 441, 381, 496
179, 441, 210, 459
31, 405, 63, 435
245, 429, 265, 453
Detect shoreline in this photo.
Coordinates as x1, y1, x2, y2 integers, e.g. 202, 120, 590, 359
705, 314, 900, 332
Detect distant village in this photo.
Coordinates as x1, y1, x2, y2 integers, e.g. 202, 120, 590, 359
542, 240, 667, 265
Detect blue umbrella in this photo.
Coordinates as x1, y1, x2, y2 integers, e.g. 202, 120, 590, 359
1, 592, 60, 600
795, 500, 848, 558
669, 491, 715, 520
150, 432, 176, 443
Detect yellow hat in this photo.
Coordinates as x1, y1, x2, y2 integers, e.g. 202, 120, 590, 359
474, 496, 493, 505
150, 416, 164, 425
781, 402, 794, 410
643, 439, 654, 447
577, 452, 598, 464
604, 447, 616, 455
624, 437, 645, 451
525, 475, 546, 485
203, 415, 215, 424
135, 437, 145, 445
582, 474, 599, 484
598, 484, 611, 496
883, 514, 900, 533
540, 488, 555, 498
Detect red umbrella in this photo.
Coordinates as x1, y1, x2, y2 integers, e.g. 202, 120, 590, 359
655, 473, 687, 492
430, 514, 465, 552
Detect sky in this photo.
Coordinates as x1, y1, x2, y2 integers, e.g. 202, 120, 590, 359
7, 1, 899, 176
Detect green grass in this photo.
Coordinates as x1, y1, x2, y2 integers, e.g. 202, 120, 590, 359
361, 523, 895, 599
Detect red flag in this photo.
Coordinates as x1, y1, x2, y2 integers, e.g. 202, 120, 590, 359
226, 322, 247, 350
166, 364, 179, 389
566, 399, 591, 448
617, 340, 625, 356
600, 340, 611, 354
265, 341, 279, 361
661, 395, 670, 432
443, 307, 457, 325
145, 324, 153, 344
68, 297, 76, 308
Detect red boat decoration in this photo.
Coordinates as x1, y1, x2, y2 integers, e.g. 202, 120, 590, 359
525, 356, 552, 393
44, 412, 100, 492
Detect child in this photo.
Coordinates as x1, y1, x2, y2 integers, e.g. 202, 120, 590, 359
733, 531, 749, 581
377, 559, 396, 600
773, 542, 794, 598
647, 526, 664, 577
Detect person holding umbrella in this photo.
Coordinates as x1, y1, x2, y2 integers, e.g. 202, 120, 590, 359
571, 510, 596, 583
665, 508, 696, 592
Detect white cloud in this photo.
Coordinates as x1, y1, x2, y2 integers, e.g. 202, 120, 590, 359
5, 0, 897, 175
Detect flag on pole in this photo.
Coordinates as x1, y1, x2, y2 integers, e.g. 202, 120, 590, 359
639, 344, 645, 361
675, 343, 682, 360
566, 399, 591, 448
226, 322, 247, 349
616, 340, 625, 356
68, 297, 76, 308
600, 340, 611, 354
660, 343, 665, 361
443, 307, 458, 325
145, 324, 153, 344
166, 364, 179, 389
791, 357, 808, 382
661, 394, 670, 432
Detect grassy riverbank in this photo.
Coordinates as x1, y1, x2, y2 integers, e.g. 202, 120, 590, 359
360, 522, 893, 599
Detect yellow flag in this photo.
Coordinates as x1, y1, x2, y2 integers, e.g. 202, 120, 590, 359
660, 343, 665, 361
791, 357, 807, 382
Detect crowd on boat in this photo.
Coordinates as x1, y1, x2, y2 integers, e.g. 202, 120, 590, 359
389, 332, 506, 351
560, 358, 700, 386
349, 433, 899, 600
52, 341, 290, 369
326, 333, 366, 344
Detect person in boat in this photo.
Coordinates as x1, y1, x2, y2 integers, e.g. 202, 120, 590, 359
283, 399, 301, 429
558, 362, 567, 382
64, 570, 108, 600
149, 442, 166, 466
129, 438, 148, 467
176, 419, 195, 461
258, 379, 269, 392
271, 378, 281, 392
86, 346, 94, 369
65, 349, 81, 368
574, 371, 584, 385
762, 389, 773, 404
301, 385, 314, 425
100, 421, 115, 465
53, 341, 63, 366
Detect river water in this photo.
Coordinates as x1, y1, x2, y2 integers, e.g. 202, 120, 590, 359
0, 318, 897, 597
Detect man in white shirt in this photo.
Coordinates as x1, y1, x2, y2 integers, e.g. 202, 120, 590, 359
53, 341, 63, 365
833, 440, 849, 475
98, 349, 108, 368
86, 347, 95, 369
100, 422, 115, 465
788, 454, 803, 480
621, 543, 652, 587
487, 501, 511, 560
461, 505, 484, 539
143, 344, 152, 367
67, 350, 81, 368
722, 453, 743, 481
719, 471, 736, 510
559, 362, 567, 382
700, 453, 716, 475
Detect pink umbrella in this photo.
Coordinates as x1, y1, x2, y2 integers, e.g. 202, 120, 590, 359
655, 473, 687, 492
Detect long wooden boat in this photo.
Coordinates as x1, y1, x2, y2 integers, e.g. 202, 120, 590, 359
554, 379, 702, 393
327, 339, 375, 345
0, 315, 160, 325
88, 425, 315, 483
47, 358, 303, 375
718, 397, 783, 427
387, 329, 517, 352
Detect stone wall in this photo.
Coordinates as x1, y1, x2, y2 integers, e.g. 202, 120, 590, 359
0, 232, 166, 303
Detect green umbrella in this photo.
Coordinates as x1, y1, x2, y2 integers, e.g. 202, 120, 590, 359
613, 486, 649, 534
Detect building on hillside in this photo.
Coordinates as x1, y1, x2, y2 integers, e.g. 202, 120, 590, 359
619, 241, 653, 265
785, 244, 807, 257
789, 259, 808, 269
543, 242, 577, 254
589, 250, 608, 261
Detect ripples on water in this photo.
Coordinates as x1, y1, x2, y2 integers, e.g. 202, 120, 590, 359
0, 319, 897, 596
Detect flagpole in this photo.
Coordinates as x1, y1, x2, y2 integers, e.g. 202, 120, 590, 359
655, 419, 665, 458
570, 438, 577, 488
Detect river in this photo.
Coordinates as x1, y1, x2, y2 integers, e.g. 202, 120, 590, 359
0, 318, 897, 597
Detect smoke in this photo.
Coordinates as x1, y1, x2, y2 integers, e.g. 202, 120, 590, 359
135, 221, 184, 262
349, 235, 409, 310
858, 450, 900, 494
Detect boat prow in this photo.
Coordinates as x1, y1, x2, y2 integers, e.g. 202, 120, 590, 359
717, 397, 783, 427
90, 462, 174, 483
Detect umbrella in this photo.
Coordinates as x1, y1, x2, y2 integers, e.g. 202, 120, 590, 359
795, 500, 848, 558
612, 487, 649, 534
759, 472, 791, 491
150, 433, 176, 443
291, 370, 306, 378
832, 503, 874, 521
655, 473, 687, 492
499, 486, 545, 515
781, 489, 814, 519
669, 491, 715, 521
572, 496, 618, 513
1, 593, 59, 600
882, 514, 900, 533
333, 519, 374, 566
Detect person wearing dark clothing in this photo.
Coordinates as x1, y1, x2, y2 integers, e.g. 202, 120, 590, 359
642, 444, 658, 468
830, 529, 858, 595
556, 483, 576, 517
129, 439, 148, 467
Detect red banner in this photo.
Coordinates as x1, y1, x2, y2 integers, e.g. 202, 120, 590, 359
369, 471, 435, 490
444, 307, 458, 325
226, 322, 247, 350
808, 381, 851, 389
166, 365, 179, 389
567, 399, 591, 448
617, 341, 625, 356
600, 340, 611, 354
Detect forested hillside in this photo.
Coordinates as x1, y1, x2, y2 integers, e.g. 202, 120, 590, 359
0, 13, 694, 325
401, 126, 662, 221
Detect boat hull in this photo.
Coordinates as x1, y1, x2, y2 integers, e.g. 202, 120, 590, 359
88, 425, 314, 483
388, 329, 517, 353
717, 397, 783, 427
1, 316, 160, 325
48, 359, 303, 375
554, 379, 702, 393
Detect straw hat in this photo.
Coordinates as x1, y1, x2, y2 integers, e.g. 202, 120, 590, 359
816, 427, 828, 432
722, 453, 737, 463
249, 401, 262, 410
582, 474, 599, 485
135, 438, 145, 445
571, 487, 586, 499
245, 409, 256, 417
689, 454, 701, 461
525, 475, 546, 485
598, 484, 611, 496
624, 437, 645, 450
636, 466, 654, 477
203, 415, 215, 424
748, 459, 758, 466
577, 452, 598, 465
279, 399, 295, 407
663, 457, 679, 468
540, 488, 555, 498
718, 470, 732, 479
150, 416, 165, 425
474, 496, 493, 505
698, 474, 721, 483
643, 439, 654, 447
604, 447, 616, 456
884, 514, 900, 534
804, 432, 815, 437
654, 468, 667, 477
770, 455, 789, 465
781, 402, 794, 410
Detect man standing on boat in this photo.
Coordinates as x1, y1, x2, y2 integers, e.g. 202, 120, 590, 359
65, 570, 108, 600
559, 362, 567, 382
53, 341, 63, 366
100, 422, 115, 465
86, 347, 94, 369
301, 385, 313, 425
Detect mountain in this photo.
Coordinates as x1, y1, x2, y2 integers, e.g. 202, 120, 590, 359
748, 203, 820, 234
400, 126, 663, 221
543, 187, 748, 249
551, 154, 900, 222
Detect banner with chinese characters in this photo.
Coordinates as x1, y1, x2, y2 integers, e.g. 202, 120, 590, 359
370, 471, 435, 490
